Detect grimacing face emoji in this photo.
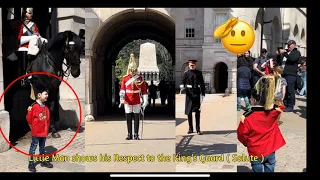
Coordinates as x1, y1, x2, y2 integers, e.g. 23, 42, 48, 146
221, 20, 255, 54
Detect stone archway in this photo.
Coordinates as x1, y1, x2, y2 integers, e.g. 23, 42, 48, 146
85, 8, 175, 117
213, 62, 228, 93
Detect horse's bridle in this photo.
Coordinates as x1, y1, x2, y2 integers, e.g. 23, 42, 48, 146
45, 38, 77, 79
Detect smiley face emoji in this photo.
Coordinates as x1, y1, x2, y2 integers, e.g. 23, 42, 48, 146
221, 20, 255, 54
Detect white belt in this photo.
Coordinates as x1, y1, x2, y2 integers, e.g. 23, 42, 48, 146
126, 90, 140, 93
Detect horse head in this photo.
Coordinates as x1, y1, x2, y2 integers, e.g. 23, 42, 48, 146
62, 30, 82, 78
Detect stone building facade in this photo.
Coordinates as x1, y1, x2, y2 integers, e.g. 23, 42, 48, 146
0, 8, 85, 153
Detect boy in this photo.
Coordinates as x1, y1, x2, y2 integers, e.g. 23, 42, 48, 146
273, 65, 287, 125
237, 75, 286, 172
26, 80, 53, 172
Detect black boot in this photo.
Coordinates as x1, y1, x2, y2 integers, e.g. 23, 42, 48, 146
28, 162, 36, 173
187, 113, 193, 134
133, 113, 140, 140
20, 51, 29, 87
195, 111, 202, 135
126, 113, 133, 140
41, 161, 53, 168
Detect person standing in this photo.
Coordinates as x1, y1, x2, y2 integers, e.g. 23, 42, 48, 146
252, 48, 268, 86
26, 80, 53, 172
237, 75, 286, 172
237, 57, 251, 111
299, 60, 307, 96
277, 40, 301, 112
180, 60, 205, 135
119, 54, 148, 140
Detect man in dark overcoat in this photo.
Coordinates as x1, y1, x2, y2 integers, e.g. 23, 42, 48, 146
180, 60, 205, 135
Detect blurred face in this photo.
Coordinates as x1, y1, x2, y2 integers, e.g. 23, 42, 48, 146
288, 44, 295, 51
189, 62, 196, 70
25, 12, 33, 20
37, 91, 48, 102
129, 69, 137, 75
244, 51, 250, 57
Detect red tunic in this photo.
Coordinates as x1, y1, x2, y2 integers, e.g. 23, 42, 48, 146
26, 102, 50, 137
18, 21, 39, 51
120, 74, 147, 105
237, 106, 286, 158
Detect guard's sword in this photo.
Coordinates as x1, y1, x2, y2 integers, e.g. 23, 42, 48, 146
140, 105, 146, 139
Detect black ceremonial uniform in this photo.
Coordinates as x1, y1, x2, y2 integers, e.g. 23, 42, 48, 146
181, 69, 205, 133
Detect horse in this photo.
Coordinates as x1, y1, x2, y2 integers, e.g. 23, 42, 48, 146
28, 30, 82, 138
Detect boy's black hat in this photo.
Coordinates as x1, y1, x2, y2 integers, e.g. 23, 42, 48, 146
188, 59, 198, 64
32, 79, 48, 96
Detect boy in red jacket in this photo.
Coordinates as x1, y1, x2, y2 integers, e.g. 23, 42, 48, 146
237, 75, 286, 172
26, 81, 53, 172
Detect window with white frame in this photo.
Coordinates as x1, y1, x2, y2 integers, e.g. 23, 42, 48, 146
214, 13, 228, 43
185, 18, 195, 38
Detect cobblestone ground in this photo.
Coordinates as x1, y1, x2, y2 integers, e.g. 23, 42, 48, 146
0, 127, 85, 172
85, 99, 176, 172
176, 94, 238, 172
236, 95, 306, 172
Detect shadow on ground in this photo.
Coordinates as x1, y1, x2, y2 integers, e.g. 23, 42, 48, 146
237, 165, 252, 172
176, 118, 187, 126
176, 130, 237, 156
293, 106, 306, 119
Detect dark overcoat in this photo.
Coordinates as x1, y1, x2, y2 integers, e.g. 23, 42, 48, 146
181, 69, 205, 115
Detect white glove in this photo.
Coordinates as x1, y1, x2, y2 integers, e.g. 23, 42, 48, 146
119, 90, 125, 98
142, 94, 148, 108
179, 85, 184, 89
20, 35, 38, 45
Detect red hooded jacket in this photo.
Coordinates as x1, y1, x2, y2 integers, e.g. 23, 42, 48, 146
26, 102, 50, 137
237, 106, 286, 158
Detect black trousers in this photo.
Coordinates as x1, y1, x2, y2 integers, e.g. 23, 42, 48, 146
126, 113, 140, 135
283, 74, 297, 108
188, 110, 200, 131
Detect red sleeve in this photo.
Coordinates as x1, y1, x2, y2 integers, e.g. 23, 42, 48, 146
237, 118, 250, 146
46, 107, 51, 129
18, 24, 24, 41
140, 77, 147, 95
120, 77, 125, 91
26, 105, 35, 125
33, 23, 39, 34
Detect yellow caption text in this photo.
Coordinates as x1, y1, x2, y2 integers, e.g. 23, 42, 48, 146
28, 153, 262, 164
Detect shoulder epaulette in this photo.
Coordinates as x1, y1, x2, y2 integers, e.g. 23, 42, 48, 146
240, 109, 253, 122
27, 102, 37, 111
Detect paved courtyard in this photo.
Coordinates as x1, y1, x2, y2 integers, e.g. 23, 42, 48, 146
175, 94, 238, 172
0, 126, 85, 172
236, 95, 307, 172
85, 100, 176, 172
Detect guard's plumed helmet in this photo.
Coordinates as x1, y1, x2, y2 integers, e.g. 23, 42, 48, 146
127, 54, 138, 75
251, 74, 282, 110
26, 8, 33, 14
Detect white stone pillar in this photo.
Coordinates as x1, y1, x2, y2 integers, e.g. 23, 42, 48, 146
0, 8, 11, 153
58, 8, 85, 127
85, 50, 94, 117
228, 56, 237, 94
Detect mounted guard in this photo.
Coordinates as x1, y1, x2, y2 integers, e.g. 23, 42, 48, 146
17, 7, 48, 86
119, 54, 148, 140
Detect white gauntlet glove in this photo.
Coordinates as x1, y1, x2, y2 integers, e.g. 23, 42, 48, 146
142, 94, 148, 108
119, 90, 125, 99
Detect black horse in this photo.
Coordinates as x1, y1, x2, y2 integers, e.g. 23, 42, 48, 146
28, 30, 82, 138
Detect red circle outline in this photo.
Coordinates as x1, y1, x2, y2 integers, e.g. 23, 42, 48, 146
0, 72, 82, 157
